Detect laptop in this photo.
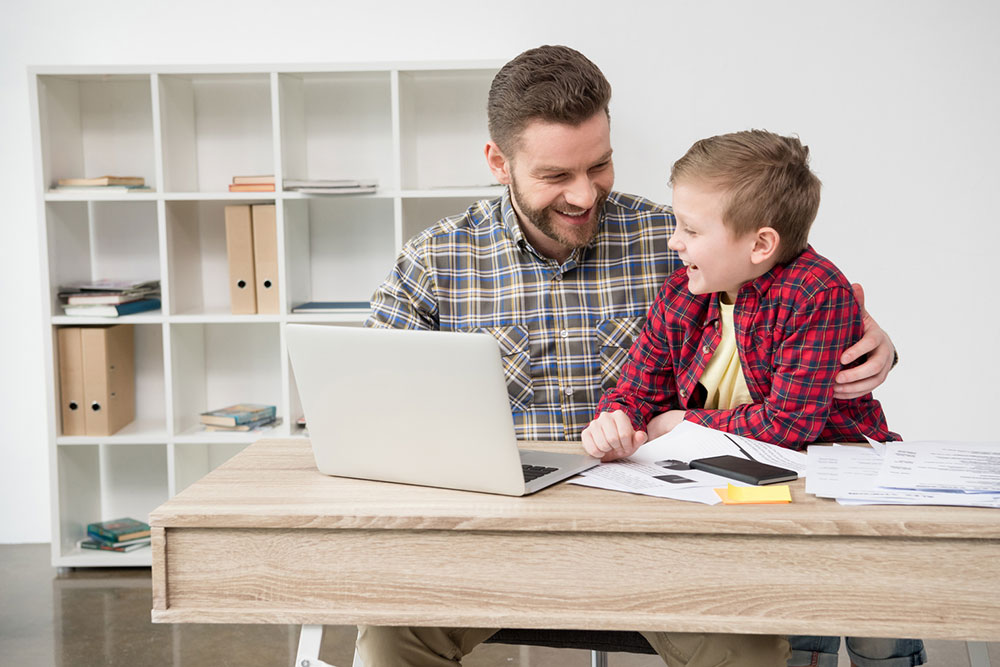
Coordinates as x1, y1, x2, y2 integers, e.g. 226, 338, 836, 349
286, 324, 598, 496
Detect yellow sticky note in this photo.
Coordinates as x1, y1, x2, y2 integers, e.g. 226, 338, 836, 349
715, 483, 791, 504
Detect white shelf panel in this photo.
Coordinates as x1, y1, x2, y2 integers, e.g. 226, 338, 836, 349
279, 190, 389, 200
169, 312, 284, 324
161, 191, 278, 201
56, 418, 168, 445
286, 312, 370, 323
44, 191, 159, 202
55, 548, 152, 568
52, 313, 164, 325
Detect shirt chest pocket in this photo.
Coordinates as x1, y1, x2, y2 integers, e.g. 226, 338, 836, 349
596, 316, 645, 391
474, 325, 533, 412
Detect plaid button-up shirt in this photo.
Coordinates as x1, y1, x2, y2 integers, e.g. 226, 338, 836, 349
597, 246, 899, 448
367, 189, 678, 441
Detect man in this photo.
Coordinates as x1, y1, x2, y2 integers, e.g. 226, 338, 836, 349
362, 45, 897, 667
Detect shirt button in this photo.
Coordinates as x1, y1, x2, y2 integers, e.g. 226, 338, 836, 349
564, 387, 575, 396
702, 344, 711, 354
555, 273, 563, 281
560, 330, 569, 338
679, 388, 688, 399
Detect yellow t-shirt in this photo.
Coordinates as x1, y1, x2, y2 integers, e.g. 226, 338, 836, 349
699, 298, 753, 410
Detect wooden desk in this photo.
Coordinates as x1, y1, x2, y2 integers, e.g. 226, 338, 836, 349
150, 438, 1000, 641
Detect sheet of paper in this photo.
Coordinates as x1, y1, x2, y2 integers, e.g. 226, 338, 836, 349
877, 441, 1000, 493
630, 421, 807, 474
568, 475, 724, 505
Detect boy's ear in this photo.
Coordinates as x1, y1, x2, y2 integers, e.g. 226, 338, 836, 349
750, 227, 780, 265
485, 141, 512, 185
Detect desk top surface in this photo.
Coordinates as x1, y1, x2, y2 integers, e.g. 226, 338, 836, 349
149, 438, 1000, 539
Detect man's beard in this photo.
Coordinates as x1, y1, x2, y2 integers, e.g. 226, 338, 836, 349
510, 177, 608, 252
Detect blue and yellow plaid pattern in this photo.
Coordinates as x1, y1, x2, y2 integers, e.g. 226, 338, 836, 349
367, 188, 679, 441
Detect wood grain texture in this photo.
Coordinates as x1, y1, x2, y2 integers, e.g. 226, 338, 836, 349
150, 438, 1000, 639
150, 526, 167, 611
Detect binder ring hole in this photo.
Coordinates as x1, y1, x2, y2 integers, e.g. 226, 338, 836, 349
91, 402, 101, 412
68, 402, 78, 411
263, 280, 272, 288
237, 280, 247, 289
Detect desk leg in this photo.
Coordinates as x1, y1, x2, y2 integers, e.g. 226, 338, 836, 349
968, 642, 992, 667
295, 625, 340, 667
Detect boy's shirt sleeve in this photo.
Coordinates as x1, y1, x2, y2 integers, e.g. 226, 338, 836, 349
595, 281, 681, 432
684, 284, 858, 448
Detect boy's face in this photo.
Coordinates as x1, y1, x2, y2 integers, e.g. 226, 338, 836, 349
486, 111, 614, 261
668, 179, 761, 302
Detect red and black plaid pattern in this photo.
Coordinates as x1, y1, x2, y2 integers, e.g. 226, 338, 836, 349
597, 246, 898, 448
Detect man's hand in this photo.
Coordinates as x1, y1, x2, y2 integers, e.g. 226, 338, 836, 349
646, 410, 687, 439
834, 283, 896, 399
582, 410, 647, 461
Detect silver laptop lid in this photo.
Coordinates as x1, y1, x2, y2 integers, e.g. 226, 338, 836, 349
286, 324, 527, 495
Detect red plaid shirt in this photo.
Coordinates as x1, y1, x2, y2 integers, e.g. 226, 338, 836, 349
597, 246, 898, 448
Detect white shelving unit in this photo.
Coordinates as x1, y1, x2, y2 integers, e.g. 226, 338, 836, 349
30, 62, 503, 567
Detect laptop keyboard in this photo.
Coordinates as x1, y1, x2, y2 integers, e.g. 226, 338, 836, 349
522, 464, 559, 483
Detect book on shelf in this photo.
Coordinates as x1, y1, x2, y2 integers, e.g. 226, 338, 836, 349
203, 416, 283, 432
79, 537, 151, 552
61, 298, 161, 318
57, 176, 145, 187
283, 178, 377, 194
232, 175, 275, 186
291, 301, 370, 313
200, 403, 277, 427
86, 517, 151, 543
52, 185, 152, 193
59, 279, 160, 305
228, 183, 275, 192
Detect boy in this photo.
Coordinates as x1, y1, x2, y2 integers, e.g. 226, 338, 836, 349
584, 129, 897, 457
583, 129, 925, 667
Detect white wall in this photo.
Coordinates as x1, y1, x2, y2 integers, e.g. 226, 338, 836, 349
2, 0, 997, 543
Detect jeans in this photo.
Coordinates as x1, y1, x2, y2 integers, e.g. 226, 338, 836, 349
788, 635, 927, 667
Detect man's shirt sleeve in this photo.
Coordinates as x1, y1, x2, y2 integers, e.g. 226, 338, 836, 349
366, 242, 439, 330
685, 285, 858, 448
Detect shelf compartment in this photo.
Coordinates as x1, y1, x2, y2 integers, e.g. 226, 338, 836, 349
283, 197, 395, 308
173, 442, 249, 494
36, 74, 156, 193
279, 71, 394, 191
400, 195, 495, 247
397, 69, 498, 190
158, 74, 274, 193
55, 443, 167, 560
52, 322, 167, 439
45, 200, 161, 316
169, 322, 282, 436
165, 199, 276, 316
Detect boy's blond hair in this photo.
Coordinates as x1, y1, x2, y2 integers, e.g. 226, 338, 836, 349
670, 130, 822, 264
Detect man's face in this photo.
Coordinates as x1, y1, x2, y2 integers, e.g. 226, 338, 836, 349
668, 179, 759, 302
489, 112, 614, 260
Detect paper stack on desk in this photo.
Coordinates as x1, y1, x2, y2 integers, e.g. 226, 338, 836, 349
569, 421, 807, 505
806, 440, 1000, 508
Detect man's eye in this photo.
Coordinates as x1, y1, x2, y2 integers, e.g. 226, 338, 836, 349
543, 174, 566, 181
590, 162, 610, 171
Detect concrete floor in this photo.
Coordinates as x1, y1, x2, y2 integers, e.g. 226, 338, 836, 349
1, 543, 994, 666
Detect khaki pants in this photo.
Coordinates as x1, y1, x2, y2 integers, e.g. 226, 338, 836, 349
357, 625, 791, 667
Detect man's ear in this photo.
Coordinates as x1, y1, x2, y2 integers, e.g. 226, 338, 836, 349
485, 141, 512, 185
750, 227, 780, 265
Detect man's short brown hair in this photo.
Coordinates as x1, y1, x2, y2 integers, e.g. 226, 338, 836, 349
488, 45, 612, 154
670, 130, 822, 264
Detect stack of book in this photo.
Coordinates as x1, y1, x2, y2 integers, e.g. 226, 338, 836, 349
52, 175, 152, 194
229, 175, 275, 192
80, 517, 151, 552
200, 403, 280, 432
283, 178, 377, 194
58, 279, 161, 317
